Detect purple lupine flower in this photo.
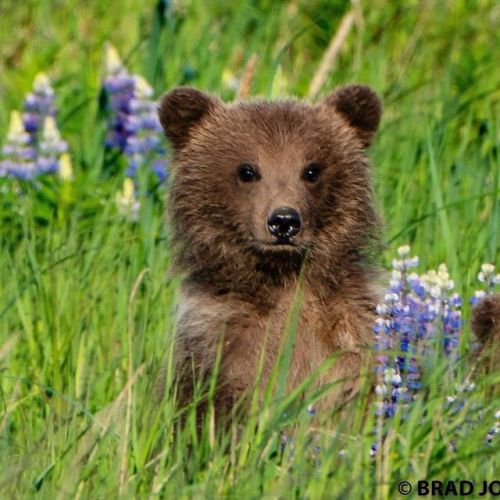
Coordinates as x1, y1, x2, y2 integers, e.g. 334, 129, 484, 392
372, 249, 467, 426
123, 76, 168, 181
151, 158, 168, 182
372, 248, 499, 456
103, 45, 169, 182
486, 410, 500, 443
22, 73, 56, 144
102, 44, 139, 150
373, 245, 422, 420
1, 112, 69, 180
1, 74, 70, 181
0, 111, 37, 179
104, 74, 136, 149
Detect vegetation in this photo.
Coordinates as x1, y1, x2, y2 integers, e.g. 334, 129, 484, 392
0, 0, 498, 497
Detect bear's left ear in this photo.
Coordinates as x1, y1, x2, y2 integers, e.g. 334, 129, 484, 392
321, 84, 382, 147
158, 87, 222, 151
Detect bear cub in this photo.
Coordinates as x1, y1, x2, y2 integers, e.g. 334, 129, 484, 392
158, 84, 384, 425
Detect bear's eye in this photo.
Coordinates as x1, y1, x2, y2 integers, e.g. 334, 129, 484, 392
302, 163, 323, 183
237, 163, 260, 182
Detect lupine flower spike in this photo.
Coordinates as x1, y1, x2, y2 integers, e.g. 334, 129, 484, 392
124, 75, 167, 181
36, 116, 69, 175
373, 244, 423, 420
1, 74, 69, 180
103, 43, 168, 182
103, 44, 136, 150
372, 247, 499, 455
0, 111, 36, 179
23, 73, 56, 144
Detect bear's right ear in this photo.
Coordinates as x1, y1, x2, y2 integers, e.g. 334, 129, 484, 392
158, 87, 221, 150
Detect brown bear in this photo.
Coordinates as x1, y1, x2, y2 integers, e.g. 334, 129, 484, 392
157, 84, 383, 426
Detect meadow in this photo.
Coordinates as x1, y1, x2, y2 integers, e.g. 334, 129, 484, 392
0, 0, 499, 497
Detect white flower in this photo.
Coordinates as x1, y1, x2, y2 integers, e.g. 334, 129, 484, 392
438, 263, 449, 275
41, 116, 63, 146
134, 75, 154, 99
376, 304, 388, 315
466, 382, 475, 392
428, 302, 441, 315
437, 263, 451, 285
422, 270, 438, 288
392, 259, 404, 270
375, 384, 387, 396
389, 279, 401, 289
383, 368, 395, 382
455, 381, 475, 393
429, 285, 442, 299
33, 72, 53, 95
391, 269, 402, 280
384, 292, 399, 303
478, 263, 497, 286
6, 110, 29, 144
481, 263, 495, 274
406, 256, 419, 268
58, 154, 73, 181
104, 42, 124, 76
116, 178, 140, 222
397, 245, 411, 257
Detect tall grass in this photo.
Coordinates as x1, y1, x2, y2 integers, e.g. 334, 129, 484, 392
0, 0, 498, 497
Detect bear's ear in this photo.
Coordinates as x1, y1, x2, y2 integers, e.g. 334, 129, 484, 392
322, 84, 382, 147
158, 87, 221, 150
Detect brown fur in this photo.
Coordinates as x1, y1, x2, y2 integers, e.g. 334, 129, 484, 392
158, 85, 385, 425
471, 294, 500, 388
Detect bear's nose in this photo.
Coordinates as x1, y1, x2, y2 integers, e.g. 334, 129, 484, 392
267, 207, 301, 240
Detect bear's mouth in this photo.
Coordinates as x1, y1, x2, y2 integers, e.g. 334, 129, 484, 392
272, 236, 297, 246
251, 238, 307, 254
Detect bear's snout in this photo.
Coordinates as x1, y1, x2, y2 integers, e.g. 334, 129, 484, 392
267, 207, 301, 242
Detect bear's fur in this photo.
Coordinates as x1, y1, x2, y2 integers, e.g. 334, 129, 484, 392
158, 84, 383, 425
471, 294, 500, 389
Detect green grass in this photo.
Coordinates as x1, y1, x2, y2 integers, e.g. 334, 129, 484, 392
0, 0, 499, 497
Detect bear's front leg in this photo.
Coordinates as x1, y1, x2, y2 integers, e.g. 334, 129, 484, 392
173, 289, 269, 429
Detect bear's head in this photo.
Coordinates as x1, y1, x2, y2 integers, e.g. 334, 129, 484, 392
158, 85, 382, 295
